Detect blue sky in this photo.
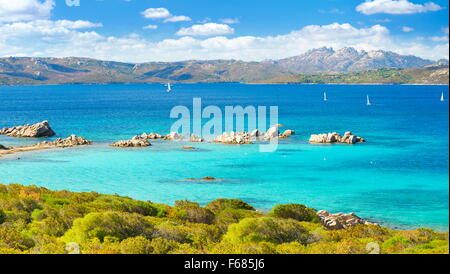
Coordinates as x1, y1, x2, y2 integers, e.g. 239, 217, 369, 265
0, 0, 448, 62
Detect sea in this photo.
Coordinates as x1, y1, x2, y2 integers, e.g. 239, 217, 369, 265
0, 83, 448, 231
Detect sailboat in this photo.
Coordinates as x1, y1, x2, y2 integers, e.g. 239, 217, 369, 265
166, 83, 172, 92
366, 95, 372, 106
323, 92, 328, 101
440, 92, 444, 102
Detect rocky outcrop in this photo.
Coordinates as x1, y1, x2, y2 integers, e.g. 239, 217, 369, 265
263, 126, 279, 140
189, 134, 204, 142
0, 144, 8, 150
110, 136, 151, 147
1, 135, 92, 157
36, 135, 92, 148
317, 210, 375, 230
163, 132, 184, 141
214, 132, 253, 144
282, 129, 295, 136
0, 121, 55, 138
309, 131, 365, 144
140, 132, 163, 139
213, 127, 294, 144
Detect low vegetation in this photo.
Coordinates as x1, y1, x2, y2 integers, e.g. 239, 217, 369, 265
261, 66, 449, 85
0, 184, 447, 254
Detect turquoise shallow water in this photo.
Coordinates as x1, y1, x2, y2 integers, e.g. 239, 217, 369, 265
0, 84, 448, 231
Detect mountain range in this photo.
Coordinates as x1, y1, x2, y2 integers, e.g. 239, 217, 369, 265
0, 47, 447, 85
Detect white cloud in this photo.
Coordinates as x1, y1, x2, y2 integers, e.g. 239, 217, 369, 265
163, 15, 191, 23
356, 0, 442, 15
143, 24, 158, 30
141, 7, 170, 19
219, 18, 240, 24
319, 8, 344, 14
0, 0, 55, 22
443, 26, 449, 34
176, 23, 234, 36
430, 36, 448, 42
0, 21, 448, 62
402, 26, 414, 32
372, 18, 392, 23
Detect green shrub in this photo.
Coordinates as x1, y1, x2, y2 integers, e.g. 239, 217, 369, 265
89, 196, 161, 216
150, 237, 179, 254
206, 199, 255, 212
402, 240, 449, 254
223, 217, 309, 245
215, 208, 262, 230
0, 210, 6, 224
275, 242, 307, 254
269, 204, 318, 222
119, 236, 153, 254
211, 241, 277, 254
170, 200, 215, 224
0, 184, 448, 254
62, 211, 154, 243
381, 236, 413, 253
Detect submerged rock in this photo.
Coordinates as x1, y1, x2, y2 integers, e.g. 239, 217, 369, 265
309, 131, 365, 144
110, 136, 151, 147
0, 121, 56, 138
317, 210, 375, 230
184, 176, 219, 181
37, 135, 92, 148
202, 176, 218, 180
0, 144, 8, 150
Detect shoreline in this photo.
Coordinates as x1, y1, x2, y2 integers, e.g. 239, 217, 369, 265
1, 82, 449, 87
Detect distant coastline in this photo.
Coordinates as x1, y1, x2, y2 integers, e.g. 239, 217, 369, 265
1, 48, 448, 86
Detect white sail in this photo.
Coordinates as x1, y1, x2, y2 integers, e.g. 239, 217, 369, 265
167, 83, 172, 92
323, 92, 328, 101
366, 95, 371, 106
440, 92, 444, 102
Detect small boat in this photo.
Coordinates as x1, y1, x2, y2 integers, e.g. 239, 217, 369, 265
440, 92, 444, 102
366, 95, 372, 106
166, 83, 172, 92
323, 92, 328, 101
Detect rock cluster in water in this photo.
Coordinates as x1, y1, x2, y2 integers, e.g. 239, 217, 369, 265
110, 136, 151, 147
36, 135, 92, 148
132, 127, 294, 145
0, 121, 56, 138
1, 135, 92, 157
317, 210, 375, 230
140, 132, 163, 139
213, 127, 295, 144
309, 131, 365, 144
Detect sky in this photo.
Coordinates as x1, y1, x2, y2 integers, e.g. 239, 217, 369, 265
0, 0, 448, 62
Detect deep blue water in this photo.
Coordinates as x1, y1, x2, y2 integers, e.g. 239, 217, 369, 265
0, 83, 448, 231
